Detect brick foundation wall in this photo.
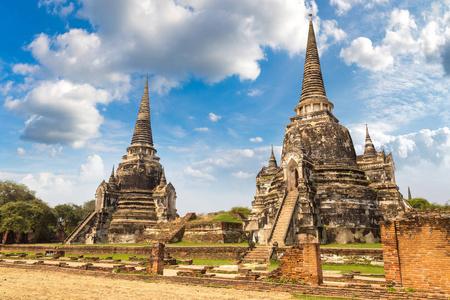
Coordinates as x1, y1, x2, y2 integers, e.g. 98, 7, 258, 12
182, 222, 245, 243
270, 243, 323, 285
1, 244, 381, 260
381, 215, 450, 293
0, 244, 248, 260
166, 246, 247, 260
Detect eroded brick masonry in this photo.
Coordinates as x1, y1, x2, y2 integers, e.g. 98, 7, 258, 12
270, 243, 323, 285
381, 213, 450, 293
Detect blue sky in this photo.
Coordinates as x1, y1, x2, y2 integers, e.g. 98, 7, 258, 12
1, 0, 450, 215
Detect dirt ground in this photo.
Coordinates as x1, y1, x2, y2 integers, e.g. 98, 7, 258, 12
0, 267, 295, 300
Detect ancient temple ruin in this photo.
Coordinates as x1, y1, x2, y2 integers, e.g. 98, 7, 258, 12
245, 15, 410, 245
65, 77, 178, 244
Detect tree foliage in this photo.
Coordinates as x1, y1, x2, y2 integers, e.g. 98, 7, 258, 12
0, 180, 37, 205
0, 199, 56, 242
0, 180, 97, 242
54, 200, 95, 235
407, 198, 450, 211
229, 206, 252, 218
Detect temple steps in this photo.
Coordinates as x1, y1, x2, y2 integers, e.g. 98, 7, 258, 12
241, 246, 271, 264
63, 211, 97, 245
269, 191, 298, 246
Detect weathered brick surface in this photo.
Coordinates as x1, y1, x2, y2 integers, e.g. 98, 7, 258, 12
1, 244, 382, 260
381, 215, 450, 293
0, 244, 248, 260
270, 243, 323, 285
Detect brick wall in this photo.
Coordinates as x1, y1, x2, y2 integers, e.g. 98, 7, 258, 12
270, 243, 323, 285
1, 244, 382, 261
182, 222, 245, 243
0, 244, 248, 260
381, 214, 450, 293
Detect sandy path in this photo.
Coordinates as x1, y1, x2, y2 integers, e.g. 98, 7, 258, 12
0, 267, 294, 300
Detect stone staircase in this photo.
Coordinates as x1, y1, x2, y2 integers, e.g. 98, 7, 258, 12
241, 246, 271, 264
64, 211, 97, 245
140, 213, 197, 243
157, 213, 197, 243
269, 191, 298, 246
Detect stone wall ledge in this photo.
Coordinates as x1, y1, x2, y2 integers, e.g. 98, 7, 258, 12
1, 244, 383, 260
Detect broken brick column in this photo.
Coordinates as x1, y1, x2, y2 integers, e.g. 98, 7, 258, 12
269, 242, 322, 285
148, 243, 165, 275
302, 243, 323, 285
380, 220, 402, 287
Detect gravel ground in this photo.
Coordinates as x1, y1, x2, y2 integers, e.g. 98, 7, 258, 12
0, 267, 295, 300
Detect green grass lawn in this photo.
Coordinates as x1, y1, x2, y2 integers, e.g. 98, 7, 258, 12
320, 243, 382, 248
322, 263, 384, 274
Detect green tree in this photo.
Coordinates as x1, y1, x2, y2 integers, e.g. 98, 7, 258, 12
54, 200, 95, 235
229, 206, 252, 218
407, 198, 430, 210
0, 200, 56, 242
81, 200, 95, 216
407, 198, 450, 211
0, 180, 37, 205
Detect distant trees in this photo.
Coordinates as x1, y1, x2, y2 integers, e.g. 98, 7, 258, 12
0, 180, 57, 243
0, 180, 38, 205
229, 206, 252, 218
0, 180, 95, 243
54, 200, 95, 235
407, 198, 450, 211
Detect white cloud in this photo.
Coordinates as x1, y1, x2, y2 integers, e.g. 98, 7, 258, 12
148, 75, 180, 95
420, 21, 445, 58
184, 167, 216, 181
39, 0, 74, 17
25, 0, 325, 93
209, 112, 221, 122
194, 148, 255, 169
0, 81, 13, 95
12, 63, 40, 75
27, 29, 131, 96
247, 88, 263, 97
78, 154, 105, 183
168, 146, 190, 152
227, 128, 240, 138
340, 37, 393, 71
330, 0, 388, 16
21, 172, 73, 204
194, 127, 209, 132
383, 9, 419, 55
321, 19, 347, 43
5, 79, 111, 148
339, 6, 450, 76
232, 171, 254, 179
17, 148, 26, 155
249, 137, 263, 142
170, 126, 187, 138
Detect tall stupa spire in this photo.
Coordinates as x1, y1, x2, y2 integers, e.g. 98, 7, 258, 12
300, 14, 327, 103
268, 145, 278, 171
109, 165, 115, 183
131, 75, 154, 147
293, 14, 335, 120
364, 124, 377, 157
